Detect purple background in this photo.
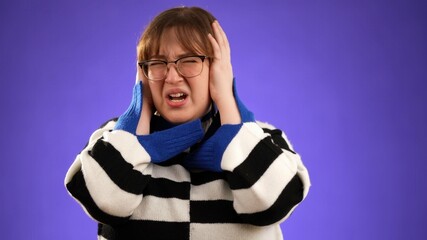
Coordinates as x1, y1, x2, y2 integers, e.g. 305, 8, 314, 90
1, 0, 426, 239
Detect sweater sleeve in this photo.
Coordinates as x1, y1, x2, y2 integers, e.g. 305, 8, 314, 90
183, 77, 310, 225
222, 121, 310, 226
64, 118, 203, 225
185, 118, 310, 226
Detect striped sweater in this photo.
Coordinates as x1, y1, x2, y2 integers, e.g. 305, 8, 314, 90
65, 112, 310, 240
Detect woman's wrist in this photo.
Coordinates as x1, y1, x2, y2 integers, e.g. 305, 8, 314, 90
136, 103, 152, 135
215, 95, 241, 125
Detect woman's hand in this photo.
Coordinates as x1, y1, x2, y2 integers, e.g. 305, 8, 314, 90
136, 66, 154, 135
208, 21, 241, 124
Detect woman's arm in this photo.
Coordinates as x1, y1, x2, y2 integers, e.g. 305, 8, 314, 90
208, 20, 241, 125
65, 79, 204, 225
186, 21, 310, 225
183, 97, 310, 225
64, 118, 144, 225
221, 121, 310, 226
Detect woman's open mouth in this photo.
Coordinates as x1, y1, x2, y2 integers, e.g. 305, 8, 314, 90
166, 92, 188, 107
168, 93, 187, 102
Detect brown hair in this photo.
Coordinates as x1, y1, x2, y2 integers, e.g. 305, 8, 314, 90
137, 6, 216, 62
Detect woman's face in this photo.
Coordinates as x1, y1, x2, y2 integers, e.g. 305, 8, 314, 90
148, 28, 211, 124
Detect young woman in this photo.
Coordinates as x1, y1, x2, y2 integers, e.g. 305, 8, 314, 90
65, 6, 310, 240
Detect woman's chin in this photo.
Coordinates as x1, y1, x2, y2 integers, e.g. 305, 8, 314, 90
157, 105, 211, 125
161, 113, 196, 125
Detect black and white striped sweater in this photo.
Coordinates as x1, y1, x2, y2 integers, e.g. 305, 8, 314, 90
65, 113, 310, 240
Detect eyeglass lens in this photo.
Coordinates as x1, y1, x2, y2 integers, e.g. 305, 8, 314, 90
143, 56, 204, 81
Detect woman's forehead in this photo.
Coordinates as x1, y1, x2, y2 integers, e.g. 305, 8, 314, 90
157, 33, 190, 58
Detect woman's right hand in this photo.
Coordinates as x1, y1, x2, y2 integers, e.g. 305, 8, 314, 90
136, 67, 154, 135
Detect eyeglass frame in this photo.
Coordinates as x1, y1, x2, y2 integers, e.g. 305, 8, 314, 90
138, 55, 209, 81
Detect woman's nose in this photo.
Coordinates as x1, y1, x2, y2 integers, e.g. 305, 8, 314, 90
164, 64, 183, 84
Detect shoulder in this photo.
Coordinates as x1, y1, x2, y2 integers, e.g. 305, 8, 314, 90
85, 118, 118, 145
255, 120, 295, 152
99, 117, 118, 129
255, 121, 276, 130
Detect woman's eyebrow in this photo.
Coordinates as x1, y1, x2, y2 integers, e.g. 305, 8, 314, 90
150, 53, 196, 60
176, 53, 196, 58
149, 54, 166, 59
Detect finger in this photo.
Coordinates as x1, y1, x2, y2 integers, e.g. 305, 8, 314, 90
214, 21, 230, 53
138, 66, 151, 87
136, 63, 144, 83
208, 33, 221, 60
210, 22, 229, 59
212, 22, 231, 64
212, 21, 224, 47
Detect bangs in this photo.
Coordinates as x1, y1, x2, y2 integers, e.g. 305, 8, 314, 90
173, 25, 211, 57
137, 7, 215, 62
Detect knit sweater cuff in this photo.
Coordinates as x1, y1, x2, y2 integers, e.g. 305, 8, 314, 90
113, 82, 143, 133
137, 119, 204, 163
233, 78, 255, 123
185, 124, 242, 172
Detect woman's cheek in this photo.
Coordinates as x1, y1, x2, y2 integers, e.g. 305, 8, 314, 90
149, 84, 163, 110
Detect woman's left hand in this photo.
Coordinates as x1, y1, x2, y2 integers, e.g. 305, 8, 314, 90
208, 21, 241, 124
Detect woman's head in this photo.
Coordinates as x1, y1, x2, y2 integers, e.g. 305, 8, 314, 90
137, 7, 217, 124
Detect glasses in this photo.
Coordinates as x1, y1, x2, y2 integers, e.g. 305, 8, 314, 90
138, 55, 208, 81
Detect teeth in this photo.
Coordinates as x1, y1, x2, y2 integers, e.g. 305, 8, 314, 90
169, 93, 185, 97
168, 92, 186, 102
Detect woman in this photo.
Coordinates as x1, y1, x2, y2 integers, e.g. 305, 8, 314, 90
65, 6, 310, 240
